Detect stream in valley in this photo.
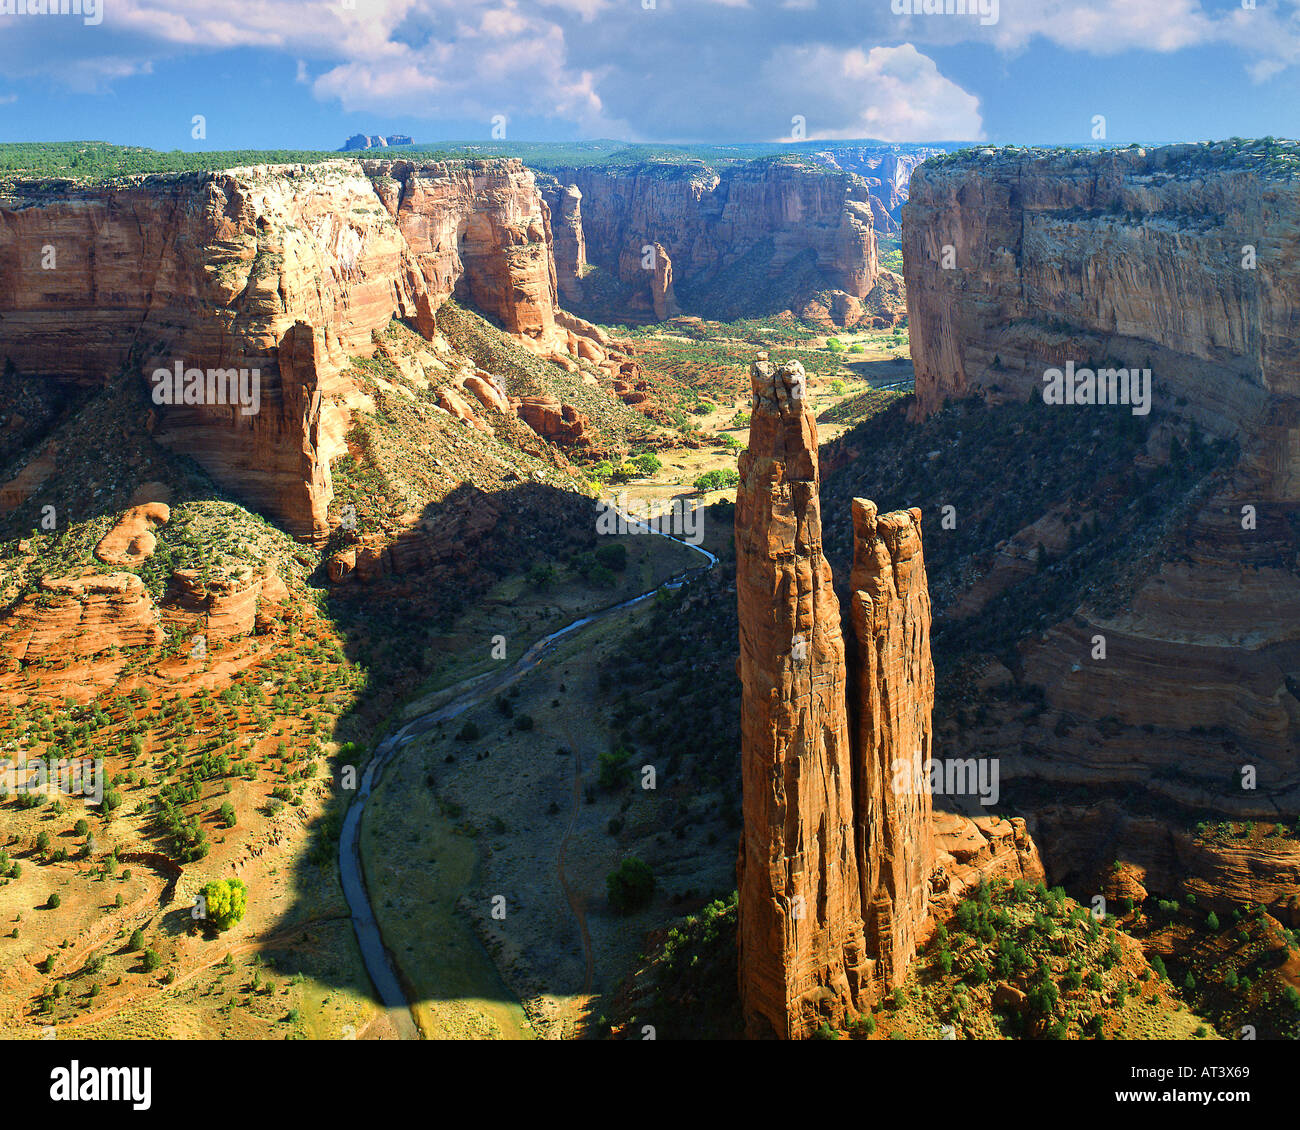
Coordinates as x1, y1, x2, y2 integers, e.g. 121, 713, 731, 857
338, 506, 719, 1039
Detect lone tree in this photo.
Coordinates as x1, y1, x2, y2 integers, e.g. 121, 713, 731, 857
606, 856, 655, 914
200, 877, 248, 931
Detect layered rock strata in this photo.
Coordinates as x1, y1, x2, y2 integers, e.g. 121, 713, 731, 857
551, 162, 877, 319
900, 142, 1300, 917
0, 157, 628, 543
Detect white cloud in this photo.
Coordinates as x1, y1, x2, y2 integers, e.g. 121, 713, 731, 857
760, 43, 983, 141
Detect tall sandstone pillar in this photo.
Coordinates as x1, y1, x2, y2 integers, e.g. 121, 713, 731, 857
736, 358, 938, 1038
848, 500, 936, 993
735, 358, 868, 1039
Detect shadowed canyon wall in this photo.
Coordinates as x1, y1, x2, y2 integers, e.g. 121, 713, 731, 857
902, 143, 1300, 916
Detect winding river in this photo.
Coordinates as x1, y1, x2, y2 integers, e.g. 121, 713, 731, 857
338, 503, 719, 1039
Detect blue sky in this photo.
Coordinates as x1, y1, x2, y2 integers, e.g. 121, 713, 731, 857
0, 0, 1297, 149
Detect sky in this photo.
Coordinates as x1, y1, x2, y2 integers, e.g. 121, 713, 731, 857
0, 0, 1298, 150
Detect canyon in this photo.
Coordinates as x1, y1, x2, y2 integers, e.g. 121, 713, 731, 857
542, 161, 888, 324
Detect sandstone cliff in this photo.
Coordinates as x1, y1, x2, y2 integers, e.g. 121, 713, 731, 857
0, 157, 634, 543
551, 161, 877, 321
901, 141, 1300, 901
809, 146, 945, 235
536, 176, 587, 305
0, 161, 432, 541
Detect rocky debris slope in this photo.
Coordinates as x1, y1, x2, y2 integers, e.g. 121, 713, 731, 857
735, 357, 1040, 1038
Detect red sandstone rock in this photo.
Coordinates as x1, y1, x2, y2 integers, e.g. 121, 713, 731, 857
93, 502, 171, 566
517, 396, 588, 445
735, 358, 868, 1039
847, 500, 937, 992
0, 571, 165, 661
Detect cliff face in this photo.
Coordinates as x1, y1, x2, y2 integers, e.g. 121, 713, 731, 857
809, 146, 945, 235
902, 143, 1300, 873
0, 157, 628, 543
0, 161, 431, 541
366, 158, 560, 346
551, 162, 877, 319
536, 176, 587, 305
903, 145, 1300, 437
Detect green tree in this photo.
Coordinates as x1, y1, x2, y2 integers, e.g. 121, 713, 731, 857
129, 928, 145, 950
201, 877, 248, 931
606, 857, 655, 914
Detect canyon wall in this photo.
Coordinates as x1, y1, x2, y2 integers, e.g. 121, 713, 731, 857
902, 143, 1300, 887
549, 162, 877, 320
365, 158, 559, 345
809, 146, 946, 235
0, 161, 431, 541
0, 157, 624, 543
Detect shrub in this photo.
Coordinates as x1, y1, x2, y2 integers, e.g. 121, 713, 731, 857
606, 857, 655, 914
141, 949, 161, 972
129, 928, 145, 950
595, 543, 628, 572
46, 893, 60, 909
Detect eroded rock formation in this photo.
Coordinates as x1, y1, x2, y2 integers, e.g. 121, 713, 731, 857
848, 501, 936, 989
553, 162, 877, 320
735, 356, 867, 1039
736, 356, 1040, 1038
